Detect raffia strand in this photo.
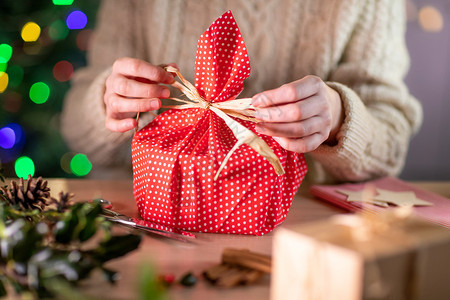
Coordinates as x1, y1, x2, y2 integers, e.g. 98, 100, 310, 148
135, 66, 285, 180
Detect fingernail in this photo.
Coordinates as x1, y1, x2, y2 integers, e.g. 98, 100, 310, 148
255, 124, 263, 133
150, 99, 160, 110
252, 95, 262, 107
161, 89, 170, 98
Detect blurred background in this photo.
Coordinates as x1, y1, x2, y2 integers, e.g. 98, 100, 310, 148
0, 0, 449, 180
0, 0, 100, 178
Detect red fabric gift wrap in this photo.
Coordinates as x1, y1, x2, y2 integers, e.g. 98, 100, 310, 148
132, 11, 307, 235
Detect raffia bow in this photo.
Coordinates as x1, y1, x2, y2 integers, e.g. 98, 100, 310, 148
140, 66, 285, 180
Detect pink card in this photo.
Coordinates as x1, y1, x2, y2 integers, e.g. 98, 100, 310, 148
310, 177, 450, 228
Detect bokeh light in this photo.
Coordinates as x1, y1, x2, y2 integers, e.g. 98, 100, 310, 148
52, 0, 75, 5
76, 29, 93, 51
0, 127, 15, 149
23, 42, 42, 55
7, 65, 24, 88
15, 156, 35, 179
0, 62, 6, 73
49, 20, 69, 40
0, 72, 9, 93
0, 44, 13, 63
29, 82, 50, 104
53, 60, 74, 82
2, 92, 23, 113
21, 22, 41, 42
60, 152, 75, 174
418, 6, 444, 32
66, 10, 88, 30
7, 123, 23, 145
405, 0, 418, 22
70, 153, 92, 176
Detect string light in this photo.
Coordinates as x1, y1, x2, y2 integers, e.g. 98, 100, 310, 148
70, 153, 92, 176
66, 10, 88, 30
418, 6, 443, 32
0, 127, 15, 149
49, 20, 70, 40
29, 82, 50, 104
0, 62, 6, 73
60, 152, 75, 174
53, 60, 74, 82
7, 123, 23, 146
0, 44, 13, 63
0, 72, 8, 93
21, 22, 41, 42
52, 0, 74, 5
15, 156, 35, 179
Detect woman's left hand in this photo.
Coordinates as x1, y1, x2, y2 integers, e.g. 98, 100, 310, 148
252, 75, 344, 153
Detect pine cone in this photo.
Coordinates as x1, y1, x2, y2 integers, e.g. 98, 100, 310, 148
50, 191, 75, 212
0, 175, 50, 210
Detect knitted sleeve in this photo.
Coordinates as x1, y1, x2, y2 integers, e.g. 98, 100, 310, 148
310, 0, 423, 182
60, 0, 153, 169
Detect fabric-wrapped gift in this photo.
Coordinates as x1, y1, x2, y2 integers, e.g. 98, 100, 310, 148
132, 11, 307, 235
271, 209, 450, 299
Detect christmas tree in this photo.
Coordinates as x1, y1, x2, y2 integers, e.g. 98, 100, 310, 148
0, 0, 100, 178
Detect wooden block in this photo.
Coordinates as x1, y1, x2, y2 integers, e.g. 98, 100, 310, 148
271, 214, 450, 300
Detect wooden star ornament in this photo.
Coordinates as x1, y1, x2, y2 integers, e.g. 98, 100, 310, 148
336, 188, 389, 207
373, 189, 433, 207
336, 187, 433, 207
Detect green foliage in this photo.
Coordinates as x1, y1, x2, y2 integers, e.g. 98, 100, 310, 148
0, 179, 142, 298
138, 263, 168, 300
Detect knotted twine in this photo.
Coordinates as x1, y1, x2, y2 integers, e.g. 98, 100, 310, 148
135, 66, 284, 180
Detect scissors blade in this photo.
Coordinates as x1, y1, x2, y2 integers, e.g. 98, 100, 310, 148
103, 216, 195, 243
100, 207, 196, 237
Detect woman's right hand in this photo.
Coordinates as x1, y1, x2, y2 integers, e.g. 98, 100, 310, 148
104, 57, 176, 132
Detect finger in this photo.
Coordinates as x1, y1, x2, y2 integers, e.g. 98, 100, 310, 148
113, 57, 174, 84
252, 75, 323, 108
108, 75, 170, 98
255, 95, 326, 122
255, 116, 327, 138
273, 133, 325, 153
158, 62, 179, 72
105, 94, 161, 114
105, 117, 137, 133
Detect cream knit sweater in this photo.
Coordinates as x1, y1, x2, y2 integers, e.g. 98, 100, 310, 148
61, 0, 422, 183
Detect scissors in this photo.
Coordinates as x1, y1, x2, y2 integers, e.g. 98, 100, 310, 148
95, 199, 197, 243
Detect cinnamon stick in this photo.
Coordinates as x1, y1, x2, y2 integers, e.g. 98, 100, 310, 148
222, 248, 272, 273
203, 263, 232, 282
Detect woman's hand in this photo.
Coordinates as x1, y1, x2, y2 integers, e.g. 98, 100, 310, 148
252, 75, 344, 153
104, 57, 176, 132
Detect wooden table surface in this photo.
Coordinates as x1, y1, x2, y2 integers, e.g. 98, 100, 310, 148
45, 179, 449, 300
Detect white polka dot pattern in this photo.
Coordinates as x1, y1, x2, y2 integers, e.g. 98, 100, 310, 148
132, 11, 307, 236
194, 10, 250, 102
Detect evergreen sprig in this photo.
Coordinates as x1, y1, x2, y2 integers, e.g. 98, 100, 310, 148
0, 176, 142, 299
